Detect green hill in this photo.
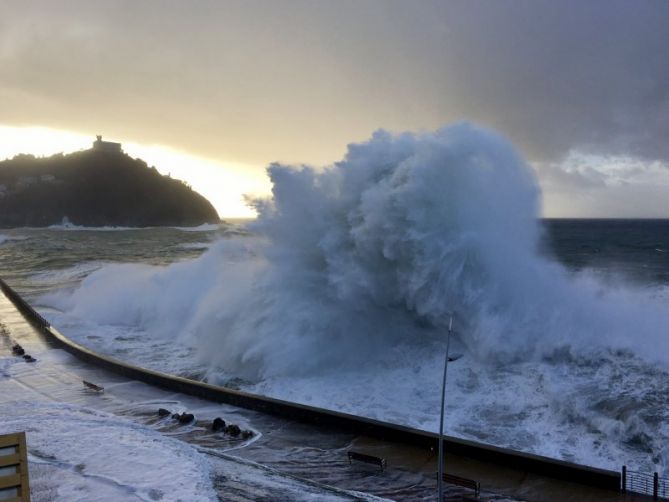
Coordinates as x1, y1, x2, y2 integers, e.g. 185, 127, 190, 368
0, 148, 220, 228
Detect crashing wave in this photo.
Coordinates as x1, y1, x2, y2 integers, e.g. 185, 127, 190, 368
47, 124, 669, 380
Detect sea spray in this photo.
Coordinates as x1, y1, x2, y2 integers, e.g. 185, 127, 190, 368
47, 124, 669, 375
41, 124, 669, 472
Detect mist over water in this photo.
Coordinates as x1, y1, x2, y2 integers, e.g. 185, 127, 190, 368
35, 124, 669, 471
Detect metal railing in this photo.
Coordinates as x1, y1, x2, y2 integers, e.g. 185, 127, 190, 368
622, 465, 669, 500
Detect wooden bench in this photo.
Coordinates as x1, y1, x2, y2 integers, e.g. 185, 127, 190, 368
347, 451, 386, 471
441, 472, 480, 498
0, 432, 30, 502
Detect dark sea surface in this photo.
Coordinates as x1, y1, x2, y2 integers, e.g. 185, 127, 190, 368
3, 219, 668, 296
542, 219, 669, 285
1, 219, 669, 474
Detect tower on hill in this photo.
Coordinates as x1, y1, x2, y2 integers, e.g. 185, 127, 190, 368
92, 135, 122, 153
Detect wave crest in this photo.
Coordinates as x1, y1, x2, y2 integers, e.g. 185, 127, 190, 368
48, 124, 669, 379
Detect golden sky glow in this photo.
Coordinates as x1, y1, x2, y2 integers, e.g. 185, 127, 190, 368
0, 125, 270, 218
1, 1, 668, 217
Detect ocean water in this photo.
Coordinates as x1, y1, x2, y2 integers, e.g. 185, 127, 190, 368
2, 126, 669, 476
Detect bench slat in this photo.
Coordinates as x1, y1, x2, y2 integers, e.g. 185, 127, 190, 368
0, 454, 20, 468
0, 473, 21, 490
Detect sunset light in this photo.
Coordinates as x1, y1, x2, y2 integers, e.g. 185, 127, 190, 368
0, 125, 270, 218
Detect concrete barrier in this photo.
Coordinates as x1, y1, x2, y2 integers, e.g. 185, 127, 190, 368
0, 277, 621, 492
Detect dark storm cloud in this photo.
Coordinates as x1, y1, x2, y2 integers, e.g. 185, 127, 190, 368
0, 0, 668, 166
434, 1, 669, 162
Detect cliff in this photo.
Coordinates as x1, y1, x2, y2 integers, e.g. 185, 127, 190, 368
0, 149, 220, 228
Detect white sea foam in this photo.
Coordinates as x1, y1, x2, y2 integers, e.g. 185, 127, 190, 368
45, 217, 223, 232
47, 220, 139, 231
173, 223, 223, 232
0, 402, 217, 501
0, 233, 27, 245
178, 242, 213, 250
43, 124, 669, 472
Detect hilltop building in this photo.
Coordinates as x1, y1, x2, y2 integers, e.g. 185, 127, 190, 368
92, 135, 122, 153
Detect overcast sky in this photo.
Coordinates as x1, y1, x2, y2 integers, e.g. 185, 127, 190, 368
1, 0, 668, 217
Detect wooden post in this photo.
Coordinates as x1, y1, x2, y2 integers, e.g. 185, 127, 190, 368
654, 472, 659, 500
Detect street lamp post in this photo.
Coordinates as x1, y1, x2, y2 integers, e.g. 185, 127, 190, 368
437, 314, 454, 501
